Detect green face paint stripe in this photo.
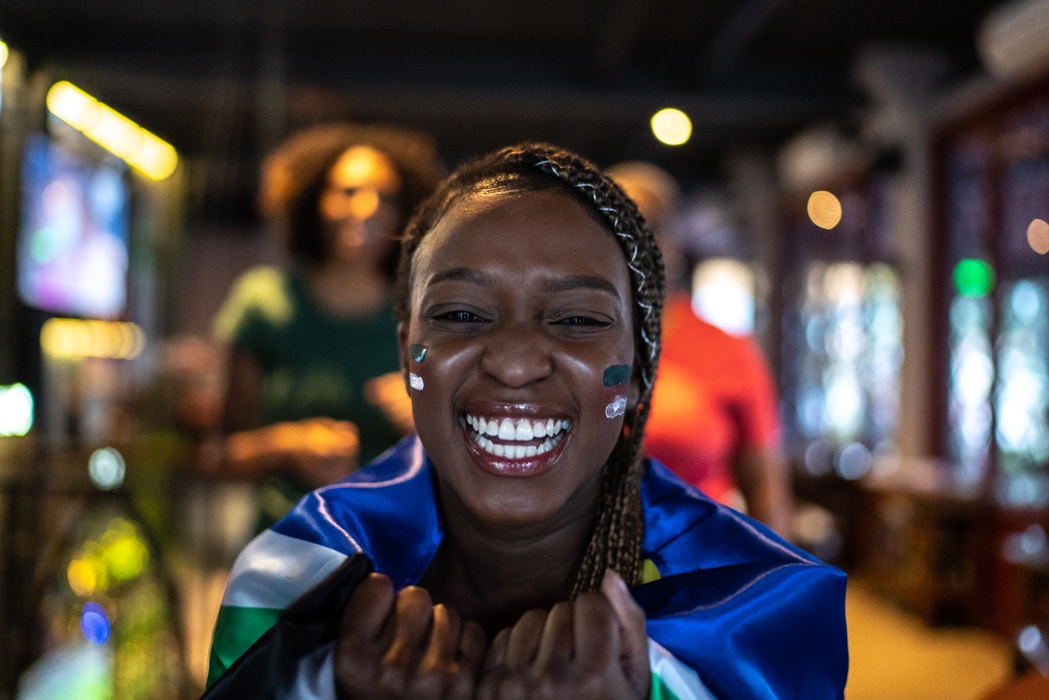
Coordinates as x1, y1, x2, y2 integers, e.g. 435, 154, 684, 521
408, 344, 428, 362
603, 364, 632, 387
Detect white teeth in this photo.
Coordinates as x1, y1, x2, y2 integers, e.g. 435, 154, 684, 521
468, 422, 567, 459
465, 413, 570, 458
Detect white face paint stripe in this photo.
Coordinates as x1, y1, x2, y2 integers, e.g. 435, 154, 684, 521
222, 529, 347, 609
605, 394, 627, 418
409, 372, 424, 390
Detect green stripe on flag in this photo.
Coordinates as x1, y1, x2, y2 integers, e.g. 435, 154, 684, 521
650, 672, 683, 700
647, 637, 713, 699
206, 604, 282, 688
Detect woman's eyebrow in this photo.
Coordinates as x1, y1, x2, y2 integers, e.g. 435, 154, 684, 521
543, 275, 621, 300
427, 267, 495, 288
426, 268, 621, 301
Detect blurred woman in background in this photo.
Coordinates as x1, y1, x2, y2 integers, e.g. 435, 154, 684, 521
210, 123, 444, 529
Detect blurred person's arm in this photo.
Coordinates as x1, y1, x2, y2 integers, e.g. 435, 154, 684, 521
732, 445, 793, 539
205, 349, 360, 487
732, 336, 793, 539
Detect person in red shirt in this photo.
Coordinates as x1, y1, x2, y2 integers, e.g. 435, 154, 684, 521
607, 162, 793, 537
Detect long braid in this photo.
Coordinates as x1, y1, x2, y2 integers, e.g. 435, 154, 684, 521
396, 143, 665, 594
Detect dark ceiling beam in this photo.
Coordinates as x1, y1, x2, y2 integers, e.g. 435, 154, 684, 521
700, 0, 784, 83
56, 63, 849, 141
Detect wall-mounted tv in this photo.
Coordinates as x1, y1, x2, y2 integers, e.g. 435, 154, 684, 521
17, 133, 130, 320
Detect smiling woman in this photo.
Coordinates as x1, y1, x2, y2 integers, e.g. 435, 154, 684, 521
204, 144, 849, 700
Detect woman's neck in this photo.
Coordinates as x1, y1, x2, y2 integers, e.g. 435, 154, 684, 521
303, 259, 388, 317
419, 490, 598, 638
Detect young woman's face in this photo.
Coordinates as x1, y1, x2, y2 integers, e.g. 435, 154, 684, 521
319, 145, 402, 264
403, 187, 638, 531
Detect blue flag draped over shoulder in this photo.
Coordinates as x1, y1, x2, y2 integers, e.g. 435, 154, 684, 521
208, 435, 848, 699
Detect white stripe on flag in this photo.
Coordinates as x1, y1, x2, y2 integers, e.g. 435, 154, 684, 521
649, 638, 715, 700
222, 529, 348, 609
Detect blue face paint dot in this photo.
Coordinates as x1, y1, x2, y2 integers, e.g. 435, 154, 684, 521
409, 344, 428, 363
603, 364, 632, 388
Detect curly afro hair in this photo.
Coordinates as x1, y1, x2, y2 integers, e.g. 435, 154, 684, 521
259, 123, 445, 275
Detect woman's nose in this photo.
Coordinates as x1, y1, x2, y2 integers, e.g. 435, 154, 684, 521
479, 320, 554, 388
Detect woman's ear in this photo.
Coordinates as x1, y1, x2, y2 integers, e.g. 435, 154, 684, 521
397, 322, 411, 391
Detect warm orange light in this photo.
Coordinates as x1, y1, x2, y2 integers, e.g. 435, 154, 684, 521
807, 190, 842, 230
1028, 218, 1049, 255
349, 189, 380, 219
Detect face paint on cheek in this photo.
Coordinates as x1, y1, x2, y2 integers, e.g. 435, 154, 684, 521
605, 395, 627, 419
408, 344, 428, 363
603, 364, 631, 388
409, 372, 425, 391
601, 365, 631, 419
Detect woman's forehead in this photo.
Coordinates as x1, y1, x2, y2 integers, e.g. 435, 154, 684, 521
416, 188, 624, 271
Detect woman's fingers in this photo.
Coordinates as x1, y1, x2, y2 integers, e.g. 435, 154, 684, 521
477, 617, 538, 700
504, 608, 548, 671
378, 586, 435, 690
533, 601, 574, 677
445, 619, 488, 699
336, 580, 489, 699
339, 573, 395, 651
476, 626, 512, 700
601, 568, 652, 697
571, 591, 618, 670
334, 573, 395, 694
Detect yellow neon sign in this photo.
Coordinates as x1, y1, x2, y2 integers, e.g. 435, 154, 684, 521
46, 81, 178, 181
40, 318, 145, 360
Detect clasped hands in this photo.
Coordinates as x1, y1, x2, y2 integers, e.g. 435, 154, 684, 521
334, 570, 650, 700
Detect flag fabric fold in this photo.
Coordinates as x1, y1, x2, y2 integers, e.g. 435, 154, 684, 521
207, 435, 848, 699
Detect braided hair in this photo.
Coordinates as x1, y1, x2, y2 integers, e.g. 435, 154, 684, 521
395, 143, 665, 595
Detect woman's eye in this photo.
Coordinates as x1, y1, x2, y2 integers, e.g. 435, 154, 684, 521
436, 310, 487, 323
554, 316, 610, 327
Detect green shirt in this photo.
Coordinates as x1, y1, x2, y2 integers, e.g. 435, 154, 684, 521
214, 265, 403, 525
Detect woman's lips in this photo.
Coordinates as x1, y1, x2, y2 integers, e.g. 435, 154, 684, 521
459, 412, 571, 476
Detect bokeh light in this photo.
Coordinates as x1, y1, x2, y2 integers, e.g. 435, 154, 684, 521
40, 318, 145, 360
46, 81, 178, 181
650, 108, 692, 146
67, 517, 149, 597
89, 447, 126, 490
953, 259, 995, 298
691, 258, 755, 335
0, 383, 33, 436
81, 602, 110, 644
807, 190, 842, 230
1028, 218, 1049, 254
0, 41, 9, 68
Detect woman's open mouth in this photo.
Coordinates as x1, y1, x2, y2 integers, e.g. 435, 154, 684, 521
460, 413, 571, 475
